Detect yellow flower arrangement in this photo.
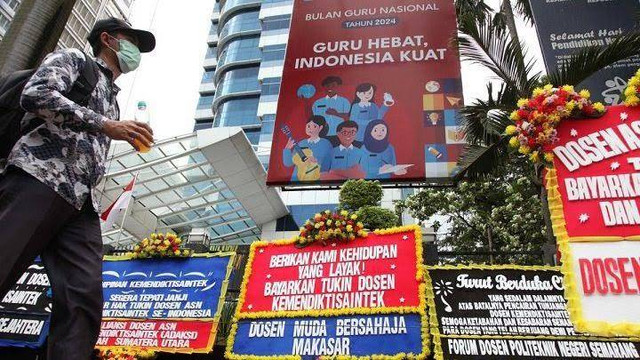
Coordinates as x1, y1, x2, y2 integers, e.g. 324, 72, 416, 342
97, 347, 156, 360
296, 209, 367, 246
129, 232, 192, 259
507, 84, 605, 166
623, 68, 640, 107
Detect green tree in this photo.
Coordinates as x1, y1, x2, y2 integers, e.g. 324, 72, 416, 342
398, 159, 546, 265
339, 179, 399, 230
339, 179, 383, 211
357, 206, 399, 231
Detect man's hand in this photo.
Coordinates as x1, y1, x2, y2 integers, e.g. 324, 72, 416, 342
102, 120, 154, 150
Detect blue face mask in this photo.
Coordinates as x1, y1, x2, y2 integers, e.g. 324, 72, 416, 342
108, 36, 141, 73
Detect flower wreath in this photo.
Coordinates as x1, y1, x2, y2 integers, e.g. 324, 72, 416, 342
295, 209, 367, 246
623, 68, 640, 107
129, 232, 192, 259
505, 84, 605, 166
96, 348, 156, 360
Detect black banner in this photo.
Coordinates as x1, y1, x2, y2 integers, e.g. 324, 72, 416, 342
428, 268, 571, 337
530, 0, 640, 105
427, 267, 640, 360
0, 262, 51, 348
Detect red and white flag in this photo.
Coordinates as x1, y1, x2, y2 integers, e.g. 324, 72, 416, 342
101, 175, 137, 229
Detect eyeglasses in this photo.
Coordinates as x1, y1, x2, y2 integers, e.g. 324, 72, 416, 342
338, 129, 357, 136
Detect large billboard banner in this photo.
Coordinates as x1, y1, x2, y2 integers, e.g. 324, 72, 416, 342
425, 265, 640, 360
267, 0, 464, 186
545, 105, 640, 337
530, 0, 640, 105
96, 254, 234, 353
226, 226, 429, 359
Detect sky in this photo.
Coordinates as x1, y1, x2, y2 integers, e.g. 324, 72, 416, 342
116, 0, 214, 140
116, 0, 546, 141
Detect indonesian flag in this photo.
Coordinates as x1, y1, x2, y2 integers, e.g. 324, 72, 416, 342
101, 175, 137, 229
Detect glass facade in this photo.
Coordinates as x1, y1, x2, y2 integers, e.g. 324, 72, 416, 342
214, 97, 260, 127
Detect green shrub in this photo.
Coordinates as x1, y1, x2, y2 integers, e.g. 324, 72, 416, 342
339, 179, 382, 211
357, 205, 399, 230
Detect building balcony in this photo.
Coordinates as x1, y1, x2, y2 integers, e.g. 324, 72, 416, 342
203, 57, 218, 69
219, 0, 262, 27
199, 82, 216, 94
207, 33, 219, 45
195, 108, 214, 121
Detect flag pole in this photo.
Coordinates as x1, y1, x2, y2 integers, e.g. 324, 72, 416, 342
114, 172, 139, 249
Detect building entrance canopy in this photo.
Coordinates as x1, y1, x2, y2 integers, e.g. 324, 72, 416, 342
98, 127, 288, 247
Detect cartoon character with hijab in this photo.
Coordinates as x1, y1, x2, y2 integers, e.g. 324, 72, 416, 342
282, 115, 333, 181
349, 83, 394, 142
361, 120, 407, 179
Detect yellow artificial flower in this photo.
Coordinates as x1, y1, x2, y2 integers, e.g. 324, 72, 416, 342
517, 98, 529, 108
529, 151, 540, 163
544, 152, 555, 162
505, 125, 517, 135
593, 102, 605, 112
346, 225, 353, 232
340, 210, 348, 216
510, 110, 520, 121
625, 95, 640, 107
579, 89, 590, 99
314, 223, 321, 229
532, 87, 544, 96
566, 100, 576, 111
519, 145, 531, 155
509, 136, 520, 148
561, 84, 573, 92
625, 85, 637, 97
630, 76, 640, 87
544, 84, 554, 91
350, 214, 357, 220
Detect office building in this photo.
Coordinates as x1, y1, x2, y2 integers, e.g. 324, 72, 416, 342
0, 0, 134, 48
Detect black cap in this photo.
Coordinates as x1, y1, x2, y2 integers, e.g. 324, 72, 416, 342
87, 17, 156, 53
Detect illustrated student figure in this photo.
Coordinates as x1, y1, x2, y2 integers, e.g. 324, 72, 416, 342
282, 115, 333, 181
361, 119, 406, 179
321, 121, 365, 180
349, 83, 393, 142
312, 76, 351, 136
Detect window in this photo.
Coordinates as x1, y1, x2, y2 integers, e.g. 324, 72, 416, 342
243, 128, 261, 145
2, 0, 21, 12
206, 45, 217, 59
201, 70, 215, 84
214, 97, 260, 127
262, 44, 286, 62
197, 95, 214, 110
216, 67, 260, 97
276, 204, 338, 231
217, 36, 260, 68
261, 77, 281, 96
262, 15, 290, 31
219, 10, 260, 41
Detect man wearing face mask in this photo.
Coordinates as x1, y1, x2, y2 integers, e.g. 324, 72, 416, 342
0, 18, 154, 360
